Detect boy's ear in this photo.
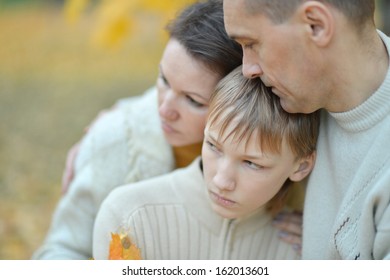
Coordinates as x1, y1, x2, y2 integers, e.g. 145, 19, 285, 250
297, 1, 334, 47
289, 152, 316, 182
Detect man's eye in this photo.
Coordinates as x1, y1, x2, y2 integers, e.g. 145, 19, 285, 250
243, 43, 254, 50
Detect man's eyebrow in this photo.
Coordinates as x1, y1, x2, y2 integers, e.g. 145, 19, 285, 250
229, 35, 257, 43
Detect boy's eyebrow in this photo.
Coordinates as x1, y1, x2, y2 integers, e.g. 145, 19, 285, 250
205, 131, 218, 142
244, 154, 264, 160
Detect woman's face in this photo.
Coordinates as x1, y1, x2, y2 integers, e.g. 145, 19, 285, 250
157, 39, 222, 147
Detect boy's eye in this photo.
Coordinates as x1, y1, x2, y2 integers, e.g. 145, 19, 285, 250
186, 95, 205, 108
244, 160, 262, 170
206, 140, 219, 152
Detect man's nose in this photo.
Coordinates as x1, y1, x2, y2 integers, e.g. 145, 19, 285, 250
242, 51, 263, 79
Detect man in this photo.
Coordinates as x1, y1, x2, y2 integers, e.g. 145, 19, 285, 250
223, 0, 390, 259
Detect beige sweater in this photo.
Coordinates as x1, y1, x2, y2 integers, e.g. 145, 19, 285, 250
302, 31, 390, 259
93, 158, 300, 260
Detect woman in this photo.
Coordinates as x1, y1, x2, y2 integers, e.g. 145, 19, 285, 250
32, 0, 243, 259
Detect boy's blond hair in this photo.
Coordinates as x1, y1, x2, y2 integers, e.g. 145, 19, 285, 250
208, 66, 320, 214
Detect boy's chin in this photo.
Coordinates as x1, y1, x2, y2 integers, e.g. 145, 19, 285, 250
212, 205, 239, 220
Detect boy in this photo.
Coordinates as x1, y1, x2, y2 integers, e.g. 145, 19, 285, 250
92, 66, 319, 259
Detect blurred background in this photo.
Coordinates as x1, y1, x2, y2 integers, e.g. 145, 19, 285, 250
0, 0, 389, 259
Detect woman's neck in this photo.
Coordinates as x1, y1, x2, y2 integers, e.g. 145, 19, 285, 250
173, 142, 203, 168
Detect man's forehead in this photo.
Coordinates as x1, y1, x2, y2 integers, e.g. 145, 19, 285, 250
223, 2, 263, 41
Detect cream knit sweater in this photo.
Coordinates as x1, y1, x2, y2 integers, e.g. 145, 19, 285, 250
32, 87, 175, 259
302, 31, 390, 259
93, 158, 300, 260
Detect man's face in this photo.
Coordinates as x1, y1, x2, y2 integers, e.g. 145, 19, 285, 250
223, 0, 324, 113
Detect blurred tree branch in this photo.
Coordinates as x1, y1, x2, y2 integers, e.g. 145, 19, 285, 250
64, 0, 195, 49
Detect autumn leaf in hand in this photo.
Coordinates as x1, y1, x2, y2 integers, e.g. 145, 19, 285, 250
109, 232, 142, 260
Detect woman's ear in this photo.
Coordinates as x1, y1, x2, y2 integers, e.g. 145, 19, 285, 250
289, 152, 316, 182
297, 1, 334, 47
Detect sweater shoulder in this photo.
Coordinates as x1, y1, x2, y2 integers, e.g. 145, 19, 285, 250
74, 87, 173, 179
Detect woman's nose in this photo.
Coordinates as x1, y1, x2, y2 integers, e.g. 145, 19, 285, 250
158, 92, 179, 121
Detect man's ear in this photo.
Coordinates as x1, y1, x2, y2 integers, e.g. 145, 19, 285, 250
297, 1, 334, 47
289, 152, 316, 182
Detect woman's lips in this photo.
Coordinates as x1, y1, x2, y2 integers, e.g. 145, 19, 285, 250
161, 121, 177, 134
210, 191, 236, 207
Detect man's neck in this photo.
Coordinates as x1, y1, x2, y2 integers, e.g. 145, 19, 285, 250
326, 30, 389, 113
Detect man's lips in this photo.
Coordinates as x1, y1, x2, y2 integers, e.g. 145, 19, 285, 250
209, 191, 236, 207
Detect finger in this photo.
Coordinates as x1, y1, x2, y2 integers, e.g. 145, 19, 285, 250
61, 142, 80, 194
278, 230, 302, 244
274, 211, 303, 224
273, 215, 303, 236
278, 231, 302, 254
273, 220, 302, 236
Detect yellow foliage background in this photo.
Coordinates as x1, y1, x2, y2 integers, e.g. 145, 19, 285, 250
0, 0, 192, 259
65, 0, 195, 48
0, 0, 386, 260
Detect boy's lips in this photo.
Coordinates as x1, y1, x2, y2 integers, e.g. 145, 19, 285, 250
209, 191, 236, 207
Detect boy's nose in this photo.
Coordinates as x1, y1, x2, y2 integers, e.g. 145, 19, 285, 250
213, 163, 236, 191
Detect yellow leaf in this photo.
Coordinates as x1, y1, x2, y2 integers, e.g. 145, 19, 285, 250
91, 0, 139, 48
64, 0, 90, 24
109, 232, 141, 260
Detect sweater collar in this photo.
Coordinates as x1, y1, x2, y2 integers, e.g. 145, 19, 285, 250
172, 157, 272, 235
329, 31, 390, 132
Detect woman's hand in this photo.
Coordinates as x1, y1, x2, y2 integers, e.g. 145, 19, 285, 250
61, 107, 115, 194
272, 210, 303, 254
61, 141, 81, 194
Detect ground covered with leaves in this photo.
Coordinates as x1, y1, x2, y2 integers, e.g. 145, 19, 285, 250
0, 3, 163, 259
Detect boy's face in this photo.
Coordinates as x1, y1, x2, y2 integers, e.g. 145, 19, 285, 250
202, 119, 306, 219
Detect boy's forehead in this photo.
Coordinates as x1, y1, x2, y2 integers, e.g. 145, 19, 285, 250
205, 123, 287, 161
206, 115, 294, 158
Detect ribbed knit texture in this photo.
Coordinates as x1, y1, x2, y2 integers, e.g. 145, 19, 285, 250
93, 158, 299, 260
302, 31, 390, 260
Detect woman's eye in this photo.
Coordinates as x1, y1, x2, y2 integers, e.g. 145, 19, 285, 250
158, 74, 170, 87
186, 95, 204, 108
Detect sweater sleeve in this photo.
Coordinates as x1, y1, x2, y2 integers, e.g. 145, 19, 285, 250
32, 88, 174, 259
31, 106, 136, 259
372, 166, 390, 260
375, 204, 390, 259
